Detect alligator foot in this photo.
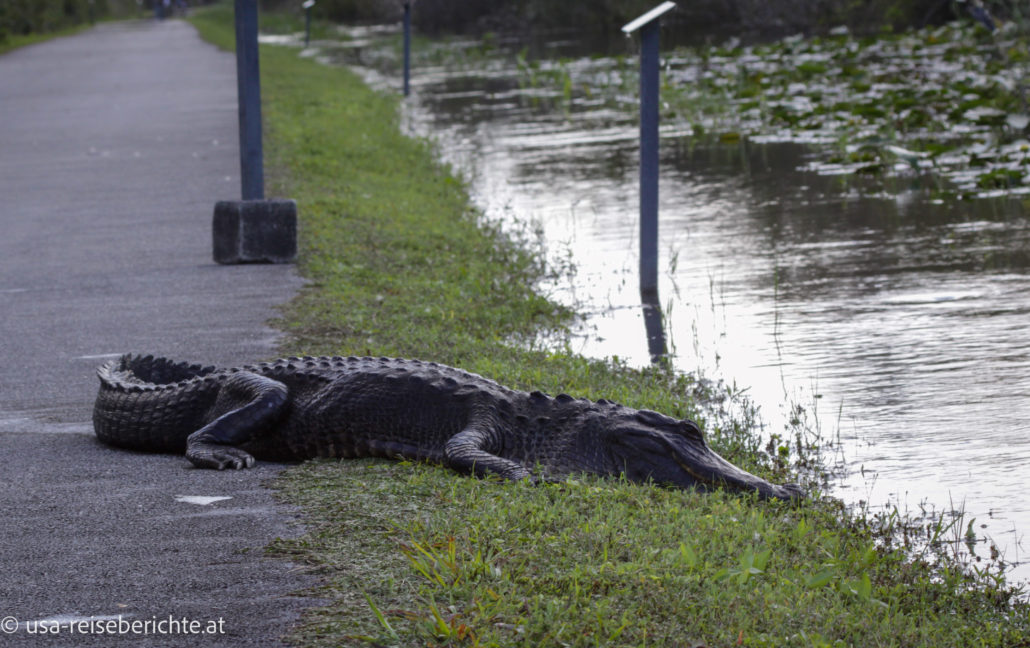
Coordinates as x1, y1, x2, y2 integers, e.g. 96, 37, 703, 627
184, 371, 287, 470
186, 443, 255, 470
444, 427, 535, 482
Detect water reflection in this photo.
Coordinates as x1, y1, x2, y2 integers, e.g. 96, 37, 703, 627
641, 290, 667, 364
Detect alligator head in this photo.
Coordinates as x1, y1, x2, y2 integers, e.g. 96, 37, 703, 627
596, 408, 802, 501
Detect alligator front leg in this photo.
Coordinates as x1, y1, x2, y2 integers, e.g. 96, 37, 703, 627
444, 425, 535, 483
186, 372, 288, 469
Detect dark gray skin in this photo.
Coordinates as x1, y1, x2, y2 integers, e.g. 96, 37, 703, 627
93, 354, 803, 500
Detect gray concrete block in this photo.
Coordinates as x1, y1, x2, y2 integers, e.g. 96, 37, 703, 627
213, 199, 297, 264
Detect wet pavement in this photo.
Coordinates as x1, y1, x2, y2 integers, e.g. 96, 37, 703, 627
0, 19, 311, 645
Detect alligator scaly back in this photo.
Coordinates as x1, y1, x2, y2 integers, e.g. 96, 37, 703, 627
93, 354, 803, 500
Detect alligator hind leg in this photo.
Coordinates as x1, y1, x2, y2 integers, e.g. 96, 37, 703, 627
444, 426, 535, 483
186, 372, 287, 470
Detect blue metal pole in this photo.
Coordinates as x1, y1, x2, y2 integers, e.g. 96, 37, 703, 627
403, 2, 412, 96
305, 7, 311, 47
638, 20, 660, 298
234, 0, 264, 201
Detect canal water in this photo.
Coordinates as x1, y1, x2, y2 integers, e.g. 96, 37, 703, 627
290, 26, 1030, 583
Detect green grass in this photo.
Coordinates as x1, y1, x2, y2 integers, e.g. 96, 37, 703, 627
255, 5, 341, 43
190, 5, 1030, 646
274, 461, 1030, 648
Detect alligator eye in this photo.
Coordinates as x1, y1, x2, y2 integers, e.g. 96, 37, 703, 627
634, 409, 676, 427
676, 420, 704, 441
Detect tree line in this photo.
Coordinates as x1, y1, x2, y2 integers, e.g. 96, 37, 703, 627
3, 0, 105, 41
280, 0, 1022, 42
6, 1, 1022, 49
0, 0, 215, 43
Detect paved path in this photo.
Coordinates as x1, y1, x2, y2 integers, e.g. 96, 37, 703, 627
0, 19, 313, 645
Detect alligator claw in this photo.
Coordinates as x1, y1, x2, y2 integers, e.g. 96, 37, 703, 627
186, 444, 255, 470
780, 483, 806, 500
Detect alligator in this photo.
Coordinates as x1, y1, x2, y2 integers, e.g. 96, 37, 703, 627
93, 354, 803, 500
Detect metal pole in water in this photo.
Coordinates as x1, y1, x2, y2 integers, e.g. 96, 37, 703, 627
403, 1, 412, 96
638, 20, 660, 298
234, 0, 265, 201
621, 2, 675, 298
622, 2, 675, 362
303, 0, 315, 48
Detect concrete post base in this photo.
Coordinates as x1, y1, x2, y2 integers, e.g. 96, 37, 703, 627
213, 199, 297, 264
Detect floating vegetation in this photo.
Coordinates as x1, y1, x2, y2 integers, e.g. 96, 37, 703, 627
574, 21, 1030, 199
298, 14, 1030, 199
367, 20, 1030, 199
695, 24, 1027, 199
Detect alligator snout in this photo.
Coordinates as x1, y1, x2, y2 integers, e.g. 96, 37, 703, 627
608, 420, 803, 501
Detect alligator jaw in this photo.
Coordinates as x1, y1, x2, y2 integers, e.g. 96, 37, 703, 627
682, 443, 804, 501
611, 427, 804, 501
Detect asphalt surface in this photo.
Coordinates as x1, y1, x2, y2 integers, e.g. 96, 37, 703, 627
0, 19, 316, 645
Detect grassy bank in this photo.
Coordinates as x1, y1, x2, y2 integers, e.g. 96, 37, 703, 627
190, 6, 1030, 647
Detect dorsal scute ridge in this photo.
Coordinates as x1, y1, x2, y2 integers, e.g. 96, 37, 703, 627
103, 354, 531, 399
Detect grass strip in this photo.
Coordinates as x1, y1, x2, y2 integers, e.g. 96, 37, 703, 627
190, 6, 1030, 647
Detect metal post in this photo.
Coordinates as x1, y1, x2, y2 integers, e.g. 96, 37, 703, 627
214, 0, 296, 265
234, 0, 264, 201
403, 2, 412, 96
622, 2, 674, 299
303, 0, 315, 47
638, 20, 659, 298
622, 2, 674, 363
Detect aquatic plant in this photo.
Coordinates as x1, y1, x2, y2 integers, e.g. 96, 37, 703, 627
640, 21, 1029, 199
339, 14, 1030, 199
